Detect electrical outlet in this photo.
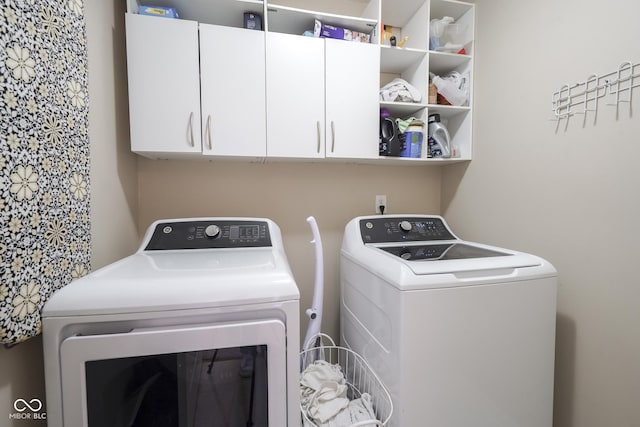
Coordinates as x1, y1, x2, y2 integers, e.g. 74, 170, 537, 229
375, 195, 387, 214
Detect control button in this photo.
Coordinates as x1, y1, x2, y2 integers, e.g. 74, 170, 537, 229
399, 221, 412, 232
365, 222, 373, 229
163, 226, 172, 234
204, 224, 221, 238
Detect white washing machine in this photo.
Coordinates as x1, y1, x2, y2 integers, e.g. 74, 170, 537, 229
340, 215, 557, 427
43, 217, 300, 427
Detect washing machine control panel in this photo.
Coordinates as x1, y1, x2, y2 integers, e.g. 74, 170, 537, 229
360, 217, 455, 243
145, 220, 271, 250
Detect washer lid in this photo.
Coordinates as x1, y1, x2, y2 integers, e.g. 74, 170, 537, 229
42, 247, 299, 318
378, 242, 510, 261
364, 240, 546, 282
341, 215, 556, 289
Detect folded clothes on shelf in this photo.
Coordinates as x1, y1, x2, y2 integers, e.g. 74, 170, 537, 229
379, 78, 422, 103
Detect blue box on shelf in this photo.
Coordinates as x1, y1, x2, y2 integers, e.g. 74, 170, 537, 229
138, 6, 179, 19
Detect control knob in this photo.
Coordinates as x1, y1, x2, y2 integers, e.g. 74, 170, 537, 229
399, 221, 412, 232
204, 224, 221, 238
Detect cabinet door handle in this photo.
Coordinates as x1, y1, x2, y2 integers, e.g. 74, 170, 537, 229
188, 112, 195, 147
331, 121, 335, 153
206, 115, 212, 150
316, 121, 321, 153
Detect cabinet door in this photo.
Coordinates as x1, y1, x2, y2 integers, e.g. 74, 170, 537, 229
325, 39, 380, 159
125, 14, 201, 157
266, 32, 325, 159
200, 24, 266, 157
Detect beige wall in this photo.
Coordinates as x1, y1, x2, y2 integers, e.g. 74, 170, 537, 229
88, 1, 139, 269
7, 1, 639, 426
0, 336, 45, 426
0, 2, 139, 425
442, 1, 640, 426
137, 160, 441, 339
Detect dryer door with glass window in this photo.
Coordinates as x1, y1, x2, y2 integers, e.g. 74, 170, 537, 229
59, 319, 286, 427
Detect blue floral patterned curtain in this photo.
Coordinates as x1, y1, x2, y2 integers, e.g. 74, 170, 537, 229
0, 0, 91, 345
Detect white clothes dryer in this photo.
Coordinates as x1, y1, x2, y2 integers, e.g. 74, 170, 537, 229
43, 217, 300, 427
340, 215, 557, 427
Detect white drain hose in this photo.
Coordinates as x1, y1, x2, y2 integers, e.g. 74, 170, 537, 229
303, 216, 324, 350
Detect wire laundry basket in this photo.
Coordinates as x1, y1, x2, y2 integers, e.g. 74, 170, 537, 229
299, 334, 393, 427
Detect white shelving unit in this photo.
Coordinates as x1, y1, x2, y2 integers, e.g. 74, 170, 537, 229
378, 0, 474, 164
124, 0, 474, 164
427, 0, 474, 162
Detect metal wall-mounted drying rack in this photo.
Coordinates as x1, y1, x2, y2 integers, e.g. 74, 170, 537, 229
550, 61, 639, 129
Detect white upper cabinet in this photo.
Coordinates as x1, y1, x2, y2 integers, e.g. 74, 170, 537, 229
325, 38, 380, 159
199, 24, 266, 157
266, 32, 325, 159
266, 34, 379, 160
125, 14, 202, 157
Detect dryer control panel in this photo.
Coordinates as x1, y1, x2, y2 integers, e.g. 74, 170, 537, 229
359, 216, 456, 243
145, 220, 271, 250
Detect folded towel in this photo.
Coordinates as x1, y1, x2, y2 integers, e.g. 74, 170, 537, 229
347, 393, 377, 426
301, 360, 379, 426
395, 116, 419, 133
301, 360, 345, 390
379, 78, 422, 103
314, 393, 378, 427
307, 381, 349, 423
301, 360, 349, 423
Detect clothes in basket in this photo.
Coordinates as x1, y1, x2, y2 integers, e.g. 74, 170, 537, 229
300, 360, 377, 427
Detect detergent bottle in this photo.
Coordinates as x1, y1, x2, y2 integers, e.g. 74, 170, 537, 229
404, 120, 424, 158
427, 113, 451, 158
